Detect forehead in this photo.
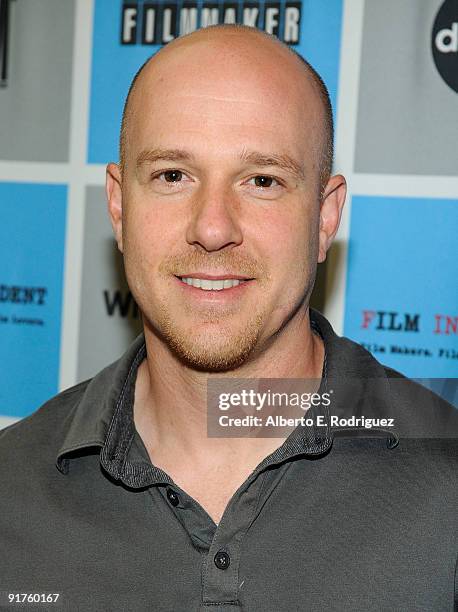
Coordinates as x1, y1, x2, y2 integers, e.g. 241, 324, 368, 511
126, 35, 323, 165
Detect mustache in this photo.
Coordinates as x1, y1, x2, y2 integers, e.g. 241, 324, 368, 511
158, 251, 267, 279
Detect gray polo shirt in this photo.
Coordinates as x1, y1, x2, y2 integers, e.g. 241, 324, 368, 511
1, 309, 457, 611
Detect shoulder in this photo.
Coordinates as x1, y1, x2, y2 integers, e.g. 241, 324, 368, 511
330, 322, 456, 416
319, 313, 458, 440
383, 362, 455, 411
0, 379, 91, 454
383, 365, 457, 437
0, 336, 143, 472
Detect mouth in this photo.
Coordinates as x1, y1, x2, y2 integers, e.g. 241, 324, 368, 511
174, 274, 255, 291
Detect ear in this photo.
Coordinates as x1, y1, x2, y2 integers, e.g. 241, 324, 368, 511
106, 163, 124, 253
318, 174, 347, 263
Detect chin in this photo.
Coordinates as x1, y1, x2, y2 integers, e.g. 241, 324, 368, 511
172, 345, 253, 372
156, 313, 266, 373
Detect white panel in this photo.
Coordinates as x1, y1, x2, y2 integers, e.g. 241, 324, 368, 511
324, 0, 366, 334
59, 0, 95, 391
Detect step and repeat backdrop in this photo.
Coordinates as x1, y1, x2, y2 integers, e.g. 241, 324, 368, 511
0, 0, 457, 425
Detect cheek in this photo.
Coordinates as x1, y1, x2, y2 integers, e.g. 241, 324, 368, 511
255, 209, 319, 314
255, 207, 318, 269
124, 203, 179, 263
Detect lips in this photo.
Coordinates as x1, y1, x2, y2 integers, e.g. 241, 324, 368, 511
179, 277, 246, 290
174, 274, 254, 292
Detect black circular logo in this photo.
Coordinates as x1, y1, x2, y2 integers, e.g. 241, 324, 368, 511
432, 0, 458, 92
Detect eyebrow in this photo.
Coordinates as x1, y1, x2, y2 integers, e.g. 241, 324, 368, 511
136, 147, 306, 182
239, 148, 306, 182
136, 148, 192, 168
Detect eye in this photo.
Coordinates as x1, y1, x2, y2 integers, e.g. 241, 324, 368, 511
248, 175, 280, 188
158, 170, 183, 182
149, 169, 191, 192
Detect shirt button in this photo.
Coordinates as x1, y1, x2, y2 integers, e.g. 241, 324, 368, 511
214, 550, 230, 570
166, 488, 179, 507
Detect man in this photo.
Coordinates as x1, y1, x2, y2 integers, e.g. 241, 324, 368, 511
1, 25, 457, 612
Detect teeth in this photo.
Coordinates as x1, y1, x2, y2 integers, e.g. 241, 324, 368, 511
180, 277, 243, 290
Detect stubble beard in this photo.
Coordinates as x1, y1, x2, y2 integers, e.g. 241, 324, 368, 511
153, 301, 267, 372
139, 250, 272, 371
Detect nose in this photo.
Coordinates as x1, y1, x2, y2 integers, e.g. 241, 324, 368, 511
185, 183, 243, 252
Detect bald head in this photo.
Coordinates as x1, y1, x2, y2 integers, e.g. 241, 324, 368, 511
107, 24, 347, 373
119, 25, 334, 188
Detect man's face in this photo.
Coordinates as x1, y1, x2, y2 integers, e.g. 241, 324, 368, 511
112, 34, 328, 371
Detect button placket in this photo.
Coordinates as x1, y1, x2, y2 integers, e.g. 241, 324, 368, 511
203, 538, 241, 603
201, 473, 267, 605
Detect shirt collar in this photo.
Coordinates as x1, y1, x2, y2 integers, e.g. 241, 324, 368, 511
56, 333, 146, 474
56, 308, 395, 482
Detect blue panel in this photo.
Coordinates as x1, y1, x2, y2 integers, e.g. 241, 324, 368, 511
0, 183, 67, 418
344, 196, 458, 377
298, 0, 342, 128
88, 0, 343, 163
88, 0, 160, 164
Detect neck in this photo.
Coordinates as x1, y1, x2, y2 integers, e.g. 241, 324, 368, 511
133, 307, 324, 473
